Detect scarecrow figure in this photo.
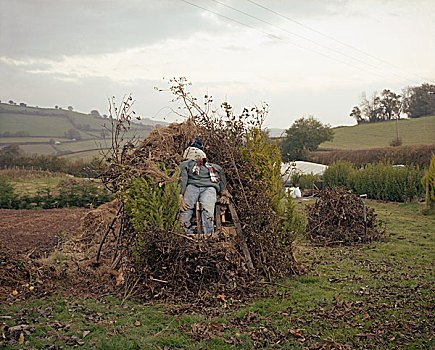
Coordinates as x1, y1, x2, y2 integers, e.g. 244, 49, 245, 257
178, 138, 232, 234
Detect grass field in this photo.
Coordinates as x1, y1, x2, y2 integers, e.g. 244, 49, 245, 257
0, 169, 73, 195
59, 149, 107, 160
19, 144, 57, 155
0, 113, 75, 137
0, 102, 154, 158
320, 115, 435, 150
55, 139, 110, 153
1, 201, 433, 349
0, 137, 70, 144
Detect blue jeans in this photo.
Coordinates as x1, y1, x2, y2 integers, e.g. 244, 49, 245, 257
180, 185, 216, 234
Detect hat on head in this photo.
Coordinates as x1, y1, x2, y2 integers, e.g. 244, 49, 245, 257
186, 137, 202, 150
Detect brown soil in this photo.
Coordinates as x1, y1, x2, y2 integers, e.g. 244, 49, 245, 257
0, 208, 90, 255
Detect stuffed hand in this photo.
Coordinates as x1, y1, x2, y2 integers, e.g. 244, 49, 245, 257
179, 194, 190, 211
218, 189, 232, 205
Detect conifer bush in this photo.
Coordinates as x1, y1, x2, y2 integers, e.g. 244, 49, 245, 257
421, 154, 435, 213
324, 161, 424, 202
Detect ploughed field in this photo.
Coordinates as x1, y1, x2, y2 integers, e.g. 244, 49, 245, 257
0, 209, 89, 256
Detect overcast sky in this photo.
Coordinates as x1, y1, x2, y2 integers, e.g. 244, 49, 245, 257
1, 0, 434, 129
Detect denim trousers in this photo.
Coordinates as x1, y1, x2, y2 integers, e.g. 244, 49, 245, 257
180, 184, 217, 234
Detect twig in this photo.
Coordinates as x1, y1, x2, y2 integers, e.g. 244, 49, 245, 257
121, 277, 140, 306
150, 276, 169, 283
150, 319, 175, 338
96, 204, 123, 262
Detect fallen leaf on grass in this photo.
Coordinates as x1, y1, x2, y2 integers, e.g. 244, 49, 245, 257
18, 332, 24, 344
134, 320, 141, 326
289, 328, 305, 341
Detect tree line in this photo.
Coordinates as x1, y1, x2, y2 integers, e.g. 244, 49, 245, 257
350, 83, 435, 124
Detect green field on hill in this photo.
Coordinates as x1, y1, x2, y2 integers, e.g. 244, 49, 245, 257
0, 113, 77, 138
0, 103, 158, 158
320, 115, 435, 150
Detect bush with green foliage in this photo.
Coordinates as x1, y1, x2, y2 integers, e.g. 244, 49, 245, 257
324, 161, 423, 202
0, 178, 113, 209
421, 154, 435, 213
0, 179, 18, 208
323, 160, 356, 189
243, 128, 305, 243
122, 170, 181, 233
352, 163, 422, 202
289, 173, 321, 190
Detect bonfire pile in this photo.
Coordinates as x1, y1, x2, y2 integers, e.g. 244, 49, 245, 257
304, 187, 384, 246
98, 83, 304, 300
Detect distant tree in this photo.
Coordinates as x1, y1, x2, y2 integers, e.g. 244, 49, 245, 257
8, 100, 14, 105
55, 105, 59, 109
380, 89, 401, 121
349, 106, 363, 124
281, 116, 334, 161
19, 102, 27, 107
402, 83, 435, 118
90, 110, 101, 118
68, 106, 74, 111
0, 144, 24, 166
64, 128, 82, 140
360, 92, 382, 123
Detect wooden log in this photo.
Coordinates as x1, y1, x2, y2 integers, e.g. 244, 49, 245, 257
228, 202, 254, 272
196, 201, 202, 234
96, 204, 123, 262
215, 204, 222, 232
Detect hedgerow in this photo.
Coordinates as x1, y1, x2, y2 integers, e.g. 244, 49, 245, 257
323, 161, 424, 202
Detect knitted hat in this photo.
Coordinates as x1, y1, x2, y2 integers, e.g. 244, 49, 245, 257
186, 137, 202, 150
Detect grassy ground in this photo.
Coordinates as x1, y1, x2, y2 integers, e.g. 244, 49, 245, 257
321, 115, 435, 150
0, 169, 73, 195
1, 202, 433, 349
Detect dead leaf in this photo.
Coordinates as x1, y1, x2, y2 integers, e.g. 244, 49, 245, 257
18, 332, 24, 344
217, 294, 227, 302
134, 320, 141, 326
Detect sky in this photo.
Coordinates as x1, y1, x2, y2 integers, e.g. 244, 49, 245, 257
0, 0, 434, 129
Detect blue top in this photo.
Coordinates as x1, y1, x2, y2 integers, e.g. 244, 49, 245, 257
179, 160, 227, 195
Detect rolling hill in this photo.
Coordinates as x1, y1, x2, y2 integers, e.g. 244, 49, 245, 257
0, 103, 166, 158
319, 115, 435, 150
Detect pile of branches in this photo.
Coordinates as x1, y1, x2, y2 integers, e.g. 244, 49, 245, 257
99, 79, 304, 300
305, 187, 384, 246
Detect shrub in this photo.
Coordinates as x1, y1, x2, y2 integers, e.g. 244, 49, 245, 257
0, 179, 18, 208
123, 169, 181, 233
0, 179, 113, 209
323, 160, 356, 188
389, 137, 402, 147
421, 154, 435, 213
323, 161, 423, 202
352, 162, 423, 202
290, 173, 320, 190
